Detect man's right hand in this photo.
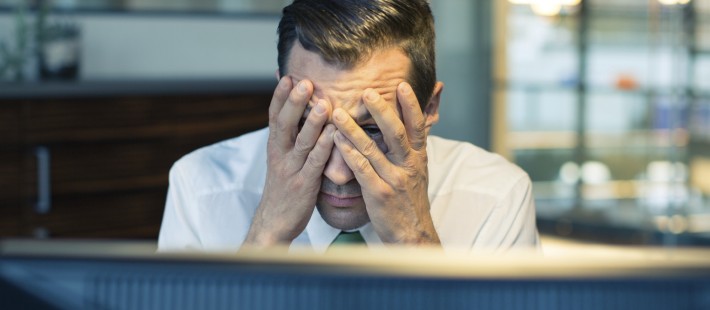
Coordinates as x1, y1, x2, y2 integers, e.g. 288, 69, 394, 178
245, 77, 334, 247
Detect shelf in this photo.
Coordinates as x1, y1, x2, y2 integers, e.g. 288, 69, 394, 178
0, 78, 277, 99
501, 0, 710, 247
533, 180, 639, 201
507, 129, 689, 150
500, 81, 710, 100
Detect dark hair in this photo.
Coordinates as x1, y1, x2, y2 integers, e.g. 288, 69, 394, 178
277, 0, 436, 109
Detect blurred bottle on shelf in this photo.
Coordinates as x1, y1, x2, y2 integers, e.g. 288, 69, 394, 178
37, 22, 80, 80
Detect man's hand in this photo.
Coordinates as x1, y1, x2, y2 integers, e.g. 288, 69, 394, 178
245, 77, 334, 246
332, 82, 440, 244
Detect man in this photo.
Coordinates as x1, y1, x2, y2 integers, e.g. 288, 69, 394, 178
158, 0, 539, 252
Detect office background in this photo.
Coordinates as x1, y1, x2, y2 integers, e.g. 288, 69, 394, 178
0, 0, 708, 247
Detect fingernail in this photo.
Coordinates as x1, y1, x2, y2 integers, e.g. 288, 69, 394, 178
365, 90, 380, 102
298, 81, 308, 94
314, 101, 326, 114
399, 82, 411, 95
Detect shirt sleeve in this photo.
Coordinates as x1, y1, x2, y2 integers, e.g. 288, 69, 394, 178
157, 162, 202, 251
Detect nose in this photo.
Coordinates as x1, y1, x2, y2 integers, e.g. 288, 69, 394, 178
323, 147, 356, 185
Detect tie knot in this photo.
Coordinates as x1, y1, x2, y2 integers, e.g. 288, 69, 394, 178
331, 231, 366, 245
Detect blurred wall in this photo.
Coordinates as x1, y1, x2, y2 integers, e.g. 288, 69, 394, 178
0, 13, 279, 79
0, 1, 491, 146
430, 0, 491, 148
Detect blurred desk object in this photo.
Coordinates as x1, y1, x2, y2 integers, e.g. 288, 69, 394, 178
0, 79, 275, 239
1, 239, 710, 309
537, 197, 710, 246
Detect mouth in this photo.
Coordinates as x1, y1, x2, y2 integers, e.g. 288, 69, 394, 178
320, 192, 363, 208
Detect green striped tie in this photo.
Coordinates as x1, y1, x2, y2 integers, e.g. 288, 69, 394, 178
331, 231, 366, 245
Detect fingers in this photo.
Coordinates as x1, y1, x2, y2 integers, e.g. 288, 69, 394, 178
274, 79, 313, 148
333, 130, 388, 191
291, 99, 331, 166
362, 88, 411, 162
268, 76, 293, 126
332, 108, 395, 179
299, 124, 336, 180
397, 82, 427, 151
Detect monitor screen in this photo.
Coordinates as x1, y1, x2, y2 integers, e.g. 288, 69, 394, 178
1, 239, 709, 310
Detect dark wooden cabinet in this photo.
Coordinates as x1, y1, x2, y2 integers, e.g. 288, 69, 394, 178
1, 80, 273, 239
0, 104, 23, 237
0, 150, 23, 236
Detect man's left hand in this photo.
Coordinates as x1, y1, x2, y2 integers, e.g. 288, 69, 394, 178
332, 82, 440, 245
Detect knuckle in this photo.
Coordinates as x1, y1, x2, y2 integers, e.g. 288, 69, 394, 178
405, 166, 420, 180
292, 136, 312, 156
304, 152, 326, 171
410, 127, 426, 147
374, 102, 389, 115
414, 122, 427, 139
373, 186, 394, 200
415, 119, 426, 131
274, 116, 289, 132
305, 113, 322, 128
306, 143, 329, 167
393, 126, 408, 144
389, 174, 407, 189
361, 139, 379, 157
354, 157, 370, 173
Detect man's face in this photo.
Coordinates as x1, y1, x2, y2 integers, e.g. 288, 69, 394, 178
286, 42, 414, 230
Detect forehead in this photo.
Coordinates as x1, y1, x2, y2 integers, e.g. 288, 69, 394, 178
286, 42, 411, 113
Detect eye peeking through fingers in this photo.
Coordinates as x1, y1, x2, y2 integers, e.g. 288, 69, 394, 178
361, 125, 388, 153
361, 125, 382, 138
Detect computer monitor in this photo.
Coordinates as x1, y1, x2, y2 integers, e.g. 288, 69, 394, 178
1, 239, 709, 310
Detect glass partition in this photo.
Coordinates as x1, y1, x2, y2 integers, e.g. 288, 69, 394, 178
498, 0, 710, 245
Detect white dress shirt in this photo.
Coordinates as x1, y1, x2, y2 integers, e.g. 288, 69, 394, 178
158, 127, 539, 252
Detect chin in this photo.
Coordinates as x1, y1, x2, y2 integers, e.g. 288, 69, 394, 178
315, 199, 370, 230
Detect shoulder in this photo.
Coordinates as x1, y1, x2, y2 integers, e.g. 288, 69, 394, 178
426, 135, 530, 200
426, 136, 539, 249
170, 127, 269, 195
161, 128, 269, 251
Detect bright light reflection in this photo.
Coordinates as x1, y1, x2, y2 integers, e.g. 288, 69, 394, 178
508, 0, 581, 16
531, 2, 563, 16
508, 0, 581, 5
658, 0, 691, 5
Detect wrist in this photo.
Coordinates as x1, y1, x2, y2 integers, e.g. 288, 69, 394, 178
244, 210, 294, 247
403, 223, 440, 245
379, 218, 440, 245
403, 208, 441, 245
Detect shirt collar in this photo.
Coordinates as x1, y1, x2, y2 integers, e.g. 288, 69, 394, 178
298, 208, 383, 253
